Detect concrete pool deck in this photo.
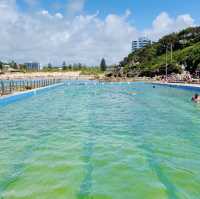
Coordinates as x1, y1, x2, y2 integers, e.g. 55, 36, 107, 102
152, 82, 200, 92
0, 82, 64, 106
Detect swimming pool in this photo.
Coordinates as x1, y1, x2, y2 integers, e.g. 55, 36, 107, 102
0, 82, 200, 199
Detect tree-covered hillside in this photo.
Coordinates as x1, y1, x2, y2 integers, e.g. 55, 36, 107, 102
120, 26, 200, 77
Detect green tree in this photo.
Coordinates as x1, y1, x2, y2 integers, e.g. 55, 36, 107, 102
62, 61, 66, 67
100, 58, 107, 71
48, 63, 52, 69
62, 66, 67, 71
19, 64, 27, 72
10, 60, 18, 69
69, 64, 72, 70
62, 61, 67, 70
78, 63, 82, 70
118, 26, 200, 77
0, 61, 3, 71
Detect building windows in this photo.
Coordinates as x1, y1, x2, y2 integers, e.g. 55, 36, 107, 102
132, 37, 152, 52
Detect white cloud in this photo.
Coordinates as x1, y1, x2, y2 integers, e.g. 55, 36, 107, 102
0, 1, 197, 65
0, 0, 17, 22
176, 14, 195, 29
0, 1, 138, 65
55, 13, 63, 19
144, 12, 195, 40
38, 10, 64, 19
39, 10, 50, 17
124, 9, 132, 18
67, 0, 85, 15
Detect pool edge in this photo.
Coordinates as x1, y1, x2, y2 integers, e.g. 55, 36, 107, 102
151, 82, 200, 92
0, 83, 64, 107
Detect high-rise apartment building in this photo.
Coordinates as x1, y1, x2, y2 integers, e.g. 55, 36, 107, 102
132, 37, 152, 52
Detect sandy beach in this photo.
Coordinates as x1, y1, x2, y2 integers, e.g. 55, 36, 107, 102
0, 72, 145, 82
0, 71, 97, 80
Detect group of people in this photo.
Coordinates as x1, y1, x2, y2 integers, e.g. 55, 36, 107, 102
154, 71, 194, 84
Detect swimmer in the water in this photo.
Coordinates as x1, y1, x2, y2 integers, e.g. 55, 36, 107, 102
192, 93, 200, 103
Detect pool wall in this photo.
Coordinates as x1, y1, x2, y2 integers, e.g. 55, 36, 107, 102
0, 83, 64, 107
152, 82, 200, 92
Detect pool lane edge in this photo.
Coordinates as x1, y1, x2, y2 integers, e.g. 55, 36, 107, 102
152, 82, 200, 92
0, 83, 64, 107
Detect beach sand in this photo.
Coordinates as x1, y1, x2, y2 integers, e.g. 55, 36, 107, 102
0, 71, 96, 80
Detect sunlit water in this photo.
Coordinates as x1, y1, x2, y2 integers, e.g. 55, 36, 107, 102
0, 82, 200, 199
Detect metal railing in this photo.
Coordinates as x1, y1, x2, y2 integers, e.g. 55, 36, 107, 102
0, 79, 62, 96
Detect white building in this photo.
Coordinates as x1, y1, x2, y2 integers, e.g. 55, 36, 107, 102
132, 37, 152, 52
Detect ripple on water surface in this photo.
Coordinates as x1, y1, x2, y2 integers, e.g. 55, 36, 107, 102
0, 82, 200, 199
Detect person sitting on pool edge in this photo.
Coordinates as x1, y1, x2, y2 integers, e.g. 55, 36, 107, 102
192, 93, 200, 103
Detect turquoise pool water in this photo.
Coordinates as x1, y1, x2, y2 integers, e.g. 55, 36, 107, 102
0, 82, 200, 199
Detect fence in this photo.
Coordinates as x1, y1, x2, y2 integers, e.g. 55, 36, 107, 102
0, 79, 62, 96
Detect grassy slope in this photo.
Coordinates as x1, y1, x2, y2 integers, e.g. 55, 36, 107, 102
122, 27, 200, 76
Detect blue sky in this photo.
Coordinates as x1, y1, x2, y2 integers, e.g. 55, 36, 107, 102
0, 0, 199, 65
86, 0, 200, 29
17, 0, 200, 29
